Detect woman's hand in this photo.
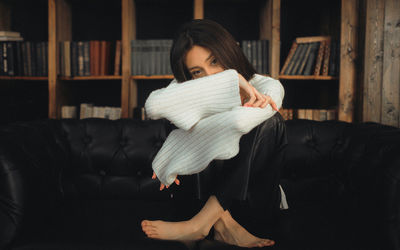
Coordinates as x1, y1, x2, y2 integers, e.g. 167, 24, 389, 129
238, 74, 279, 111
152, 171, 180, 191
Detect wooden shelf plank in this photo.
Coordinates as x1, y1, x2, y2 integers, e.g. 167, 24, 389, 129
131, 75, 174, 80
0, 76, 49, 81
279, 75, 338, 80
59, 75, 122, 80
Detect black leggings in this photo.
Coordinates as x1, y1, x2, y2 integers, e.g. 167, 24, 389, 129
194, 112, 287, 237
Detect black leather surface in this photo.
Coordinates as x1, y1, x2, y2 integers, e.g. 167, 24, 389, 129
0, 118, 399, 250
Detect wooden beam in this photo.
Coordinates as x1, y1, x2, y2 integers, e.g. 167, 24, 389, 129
0, 2, 11, 30
48, 0, 71, 119
339, 0, 358, 122
194, 0, 204, 19
381, 0, 400, 127
363, 0, 384, 123
122, 0, 136, 118
48, 0, 57, 119
271, 0, 280, 79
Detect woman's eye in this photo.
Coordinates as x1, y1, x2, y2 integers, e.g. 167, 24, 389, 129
191, 70, 201, 76
211, 58, 217, 65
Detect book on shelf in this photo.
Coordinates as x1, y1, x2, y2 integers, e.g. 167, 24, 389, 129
321, 39, 331, 76
61, 106, 77, 118
131, 39, 173, 76
280, 36, 339, 77
241, 40, 269, 75
77, 103, 121, 120
59, 40, 120, 77
280, 108, 337, 121
0, 31, 23, 41
0, 41, 48, 76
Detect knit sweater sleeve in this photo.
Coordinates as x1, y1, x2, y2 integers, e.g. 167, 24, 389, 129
144, 69, 242, 131
152, 75, 285, 185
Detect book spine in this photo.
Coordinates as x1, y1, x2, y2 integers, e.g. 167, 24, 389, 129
303, 42, 319, 75
60, 41, 65, 76
26, 42, 32, 76
313, 40, 326, 76
7, 42, 16, 76
113, 40, 121, 75
90, 40, 95, 76
281, 41, 297, 75
297, 43, 312, 75
154, 40, 161, 75
78, 41, 84, 76
256, 40, 262, 73
36, 42, 42, 76
15, 42, 22, 76
31, 42, 37, 76
322, 40, 331, 76
262, 40, 269, 75
65, 41, 71, 77
251, 40, 257, 73
291, 43, 308, 75
285, 43, 302, 75
0, 42, 4, 76
83, 41, 90, 76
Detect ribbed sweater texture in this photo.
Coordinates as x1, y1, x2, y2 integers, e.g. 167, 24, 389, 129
145, 69, 285, 185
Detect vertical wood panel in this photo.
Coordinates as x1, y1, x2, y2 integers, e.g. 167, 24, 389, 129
363, 0, 384, 123
259, 0, 272, 74
339, 0, 358, 122
48, 0, 57, 119
194, 0, 204, 19
0, 2, 11, 30
381, 0, 400, 127
48, 0, 71, 119
122, 0, 136, 118
271, 0, 280, 79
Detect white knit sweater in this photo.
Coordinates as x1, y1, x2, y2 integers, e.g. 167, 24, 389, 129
145, 69, 285, 186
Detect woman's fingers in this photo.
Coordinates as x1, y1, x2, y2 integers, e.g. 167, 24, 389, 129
159, 183, 165, 191
270, 100, 279, 111
175, 178, 180, 185
152, 172, 156, 179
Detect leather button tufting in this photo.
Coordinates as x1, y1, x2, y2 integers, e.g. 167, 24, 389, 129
120, 138, 127, 146
137, 171, 142, 176
99, 170, 106, 176
83, 136, 91, 144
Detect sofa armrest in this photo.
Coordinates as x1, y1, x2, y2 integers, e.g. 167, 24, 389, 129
346, 127, 400, 250
0, 143, 27, 249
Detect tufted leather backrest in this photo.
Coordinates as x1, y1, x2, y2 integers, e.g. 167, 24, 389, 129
58, 118, 172, 200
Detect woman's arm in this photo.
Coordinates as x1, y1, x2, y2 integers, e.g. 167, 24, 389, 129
144, 69, 242, 131
250, 74, 285, 111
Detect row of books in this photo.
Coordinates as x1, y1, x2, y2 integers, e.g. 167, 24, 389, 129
61, 104, 122, 120
131, 40, 173, 76
0, 41, 48, 76
281, 36, 339, 76
0, 31, 23, 41
241, 40, 269, 75
279, 108, 337, 121
59, 40, 122, 77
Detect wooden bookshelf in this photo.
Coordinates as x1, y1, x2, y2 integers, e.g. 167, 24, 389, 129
59, 76, 122, 81
279, 0, 358, 122
279, 75, 338, 80
0, 76, 48, 81
1, 0, 357, 123
131, 75, 174, 80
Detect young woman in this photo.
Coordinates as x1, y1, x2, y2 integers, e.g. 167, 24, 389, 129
141, 19, 286, 248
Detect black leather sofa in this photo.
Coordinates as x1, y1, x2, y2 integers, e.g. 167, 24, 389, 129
0, 117, 399, 250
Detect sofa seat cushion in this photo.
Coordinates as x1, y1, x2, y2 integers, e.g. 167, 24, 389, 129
11, 199, 190, 250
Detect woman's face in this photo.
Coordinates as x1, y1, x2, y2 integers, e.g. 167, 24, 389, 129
185, 45, 224, 79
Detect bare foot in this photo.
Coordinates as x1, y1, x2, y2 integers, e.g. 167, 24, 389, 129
141, 219, 209, 241
213, 211, 275, 248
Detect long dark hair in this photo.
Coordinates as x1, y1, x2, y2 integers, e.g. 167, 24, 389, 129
170, 19, 256, 82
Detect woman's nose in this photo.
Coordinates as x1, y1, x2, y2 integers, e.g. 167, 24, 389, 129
204, 67, 222, 76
